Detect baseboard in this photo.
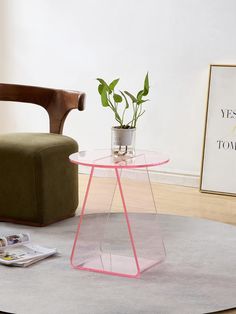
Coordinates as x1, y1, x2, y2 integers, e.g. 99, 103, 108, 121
79, 167, 200, 188
148, 170, 200, 188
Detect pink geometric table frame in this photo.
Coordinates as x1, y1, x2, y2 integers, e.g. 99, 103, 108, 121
69, 150, 169, 278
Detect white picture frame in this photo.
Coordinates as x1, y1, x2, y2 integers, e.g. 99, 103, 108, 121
200, 64, 236, 196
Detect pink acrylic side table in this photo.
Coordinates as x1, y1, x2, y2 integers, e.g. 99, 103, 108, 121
69, 149, 169, 278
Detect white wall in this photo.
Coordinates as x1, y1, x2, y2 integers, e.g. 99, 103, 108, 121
0, 1, 14, 131
1, 0, 236, 180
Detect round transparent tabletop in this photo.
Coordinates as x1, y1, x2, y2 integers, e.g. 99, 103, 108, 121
69, 149, 169, 169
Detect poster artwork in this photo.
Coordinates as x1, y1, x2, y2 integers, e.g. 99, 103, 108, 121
201, 65, 236, 195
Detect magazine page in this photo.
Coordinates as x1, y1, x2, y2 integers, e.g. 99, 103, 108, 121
0, 233, 30, 249
11, 255, 53, 267
0, 243, 57, 266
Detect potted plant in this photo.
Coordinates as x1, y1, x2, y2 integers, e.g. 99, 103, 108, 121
97, 72, 150, 157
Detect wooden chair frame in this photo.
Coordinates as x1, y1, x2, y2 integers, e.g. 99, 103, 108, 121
0, 83, 86, 134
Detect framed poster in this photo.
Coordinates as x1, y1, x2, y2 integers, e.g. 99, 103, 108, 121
200, 64, 236, 196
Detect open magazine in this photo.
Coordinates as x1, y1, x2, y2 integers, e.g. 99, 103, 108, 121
0, 233, 57, 267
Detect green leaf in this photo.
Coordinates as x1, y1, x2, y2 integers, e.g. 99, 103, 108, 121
113, 93, 122, 103
124, 91, 137, 103
120, 91, 129, 109
109, 78, 119, 91
137, 90, 144, 101
101, 88, 109, 107
96, 78, 111, 93
143, 72, 149, 96
137, 99, 149, 105
98, 84, 103, 95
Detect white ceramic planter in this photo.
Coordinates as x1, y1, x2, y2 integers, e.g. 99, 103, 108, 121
111, 127, 136, 157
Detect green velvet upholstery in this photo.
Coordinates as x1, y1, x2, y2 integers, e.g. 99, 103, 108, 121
0, 133, 78, 226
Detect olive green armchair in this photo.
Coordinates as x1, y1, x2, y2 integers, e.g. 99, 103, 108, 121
0, 83, 85, 226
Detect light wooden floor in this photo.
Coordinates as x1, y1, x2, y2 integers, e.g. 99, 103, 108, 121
78, 174, 236, 314
78, 174, 236, 225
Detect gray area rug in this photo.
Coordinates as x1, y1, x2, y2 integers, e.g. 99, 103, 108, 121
0, 213, 236, 314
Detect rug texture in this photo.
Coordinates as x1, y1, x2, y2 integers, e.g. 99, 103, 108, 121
0, 214, 236, 314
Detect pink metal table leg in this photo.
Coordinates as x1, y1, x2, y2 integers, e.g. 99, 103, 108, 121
70, 164, 165, 278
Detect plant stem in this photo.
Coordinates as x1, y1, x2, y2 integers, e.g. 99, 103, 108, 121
134, 106, 145, 128
121, 106, 127, 126
132, 103, 139, 128
108, 94, 123, 127
131, 101, 136, 128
